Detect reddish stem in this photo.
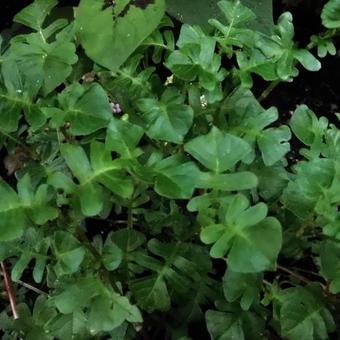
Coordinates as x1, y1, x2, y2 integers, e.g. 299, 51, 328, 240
1, 261, 19, 319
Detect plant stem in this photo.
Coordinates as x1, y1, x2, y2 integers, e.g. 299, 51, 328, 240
1, 261, 19, 319
0, 271, 47, 296
277, 264, 327, 290
258, 80, 280, 103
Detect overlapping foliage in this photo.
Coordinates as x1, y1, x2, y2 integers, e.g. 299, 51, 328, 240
0, 0, 339, 339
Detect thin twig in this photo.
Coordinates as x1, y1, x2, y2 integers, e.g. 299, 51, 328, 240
0, 272, 47, 296
1, 261, 19, 319
277, 264, 327, 290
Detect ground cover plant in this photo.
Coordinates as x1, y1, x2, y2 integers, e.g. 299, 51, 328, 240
0, 0, 339, 339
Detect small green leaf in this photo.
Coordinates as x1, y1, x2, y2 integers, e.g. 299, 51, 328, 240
257, 126, 291, 166
52, 231, 85, 276
102, 237, 123, 271
223, 269, 262, 310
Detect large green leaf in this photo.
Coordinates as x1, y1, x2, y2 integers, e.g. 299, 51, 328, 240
153, 154, 199, 199
130, 240, 209, 312
0, 175, 58, 241
137, 87, 193, 144
224, 88, 291, 165
13, 0, 58, 31
275, 286, 335, 340
185, 127, 251, 173
206, 306, 266, 340
57, 83, 112, 136
106, 118, 144, 159
200, 194, 281, 272
54, 278, 142, 333
75, 0, 166, 70
6, 22, 77, 95
61, 141, 134, 216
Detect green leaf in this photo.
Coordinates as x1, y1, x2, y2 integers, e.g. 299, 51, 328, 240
57, 83, 112, 136
223, 269, 262, 310
0, 175, 58, 241
257, 126, 291, 166
293, 49, 321, 72
282, 159, 335, 219
106, 118, 144, 159
224, 88, 292, 165
153, 154, 199, 199
321, 0, 340, 28
206, 307, 265, 340
0, 179, 27, 241
130, 240, 207, 312
185, 127, 251, 173
54, 278, 142, 332
7, 32, 78, 95
197, 171, 258, 191
289, 105, 328, 159
52, 231, 85, 276
102, 236, 123, 271
137, 88, 194, 144
200, 194, 282, 272
13, 0, 58, 31
275, 286, 335, 340
165, 25, 226, 100
76, 0, 166, 71
320, 240, 340, 294
61, 142, 134, 216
